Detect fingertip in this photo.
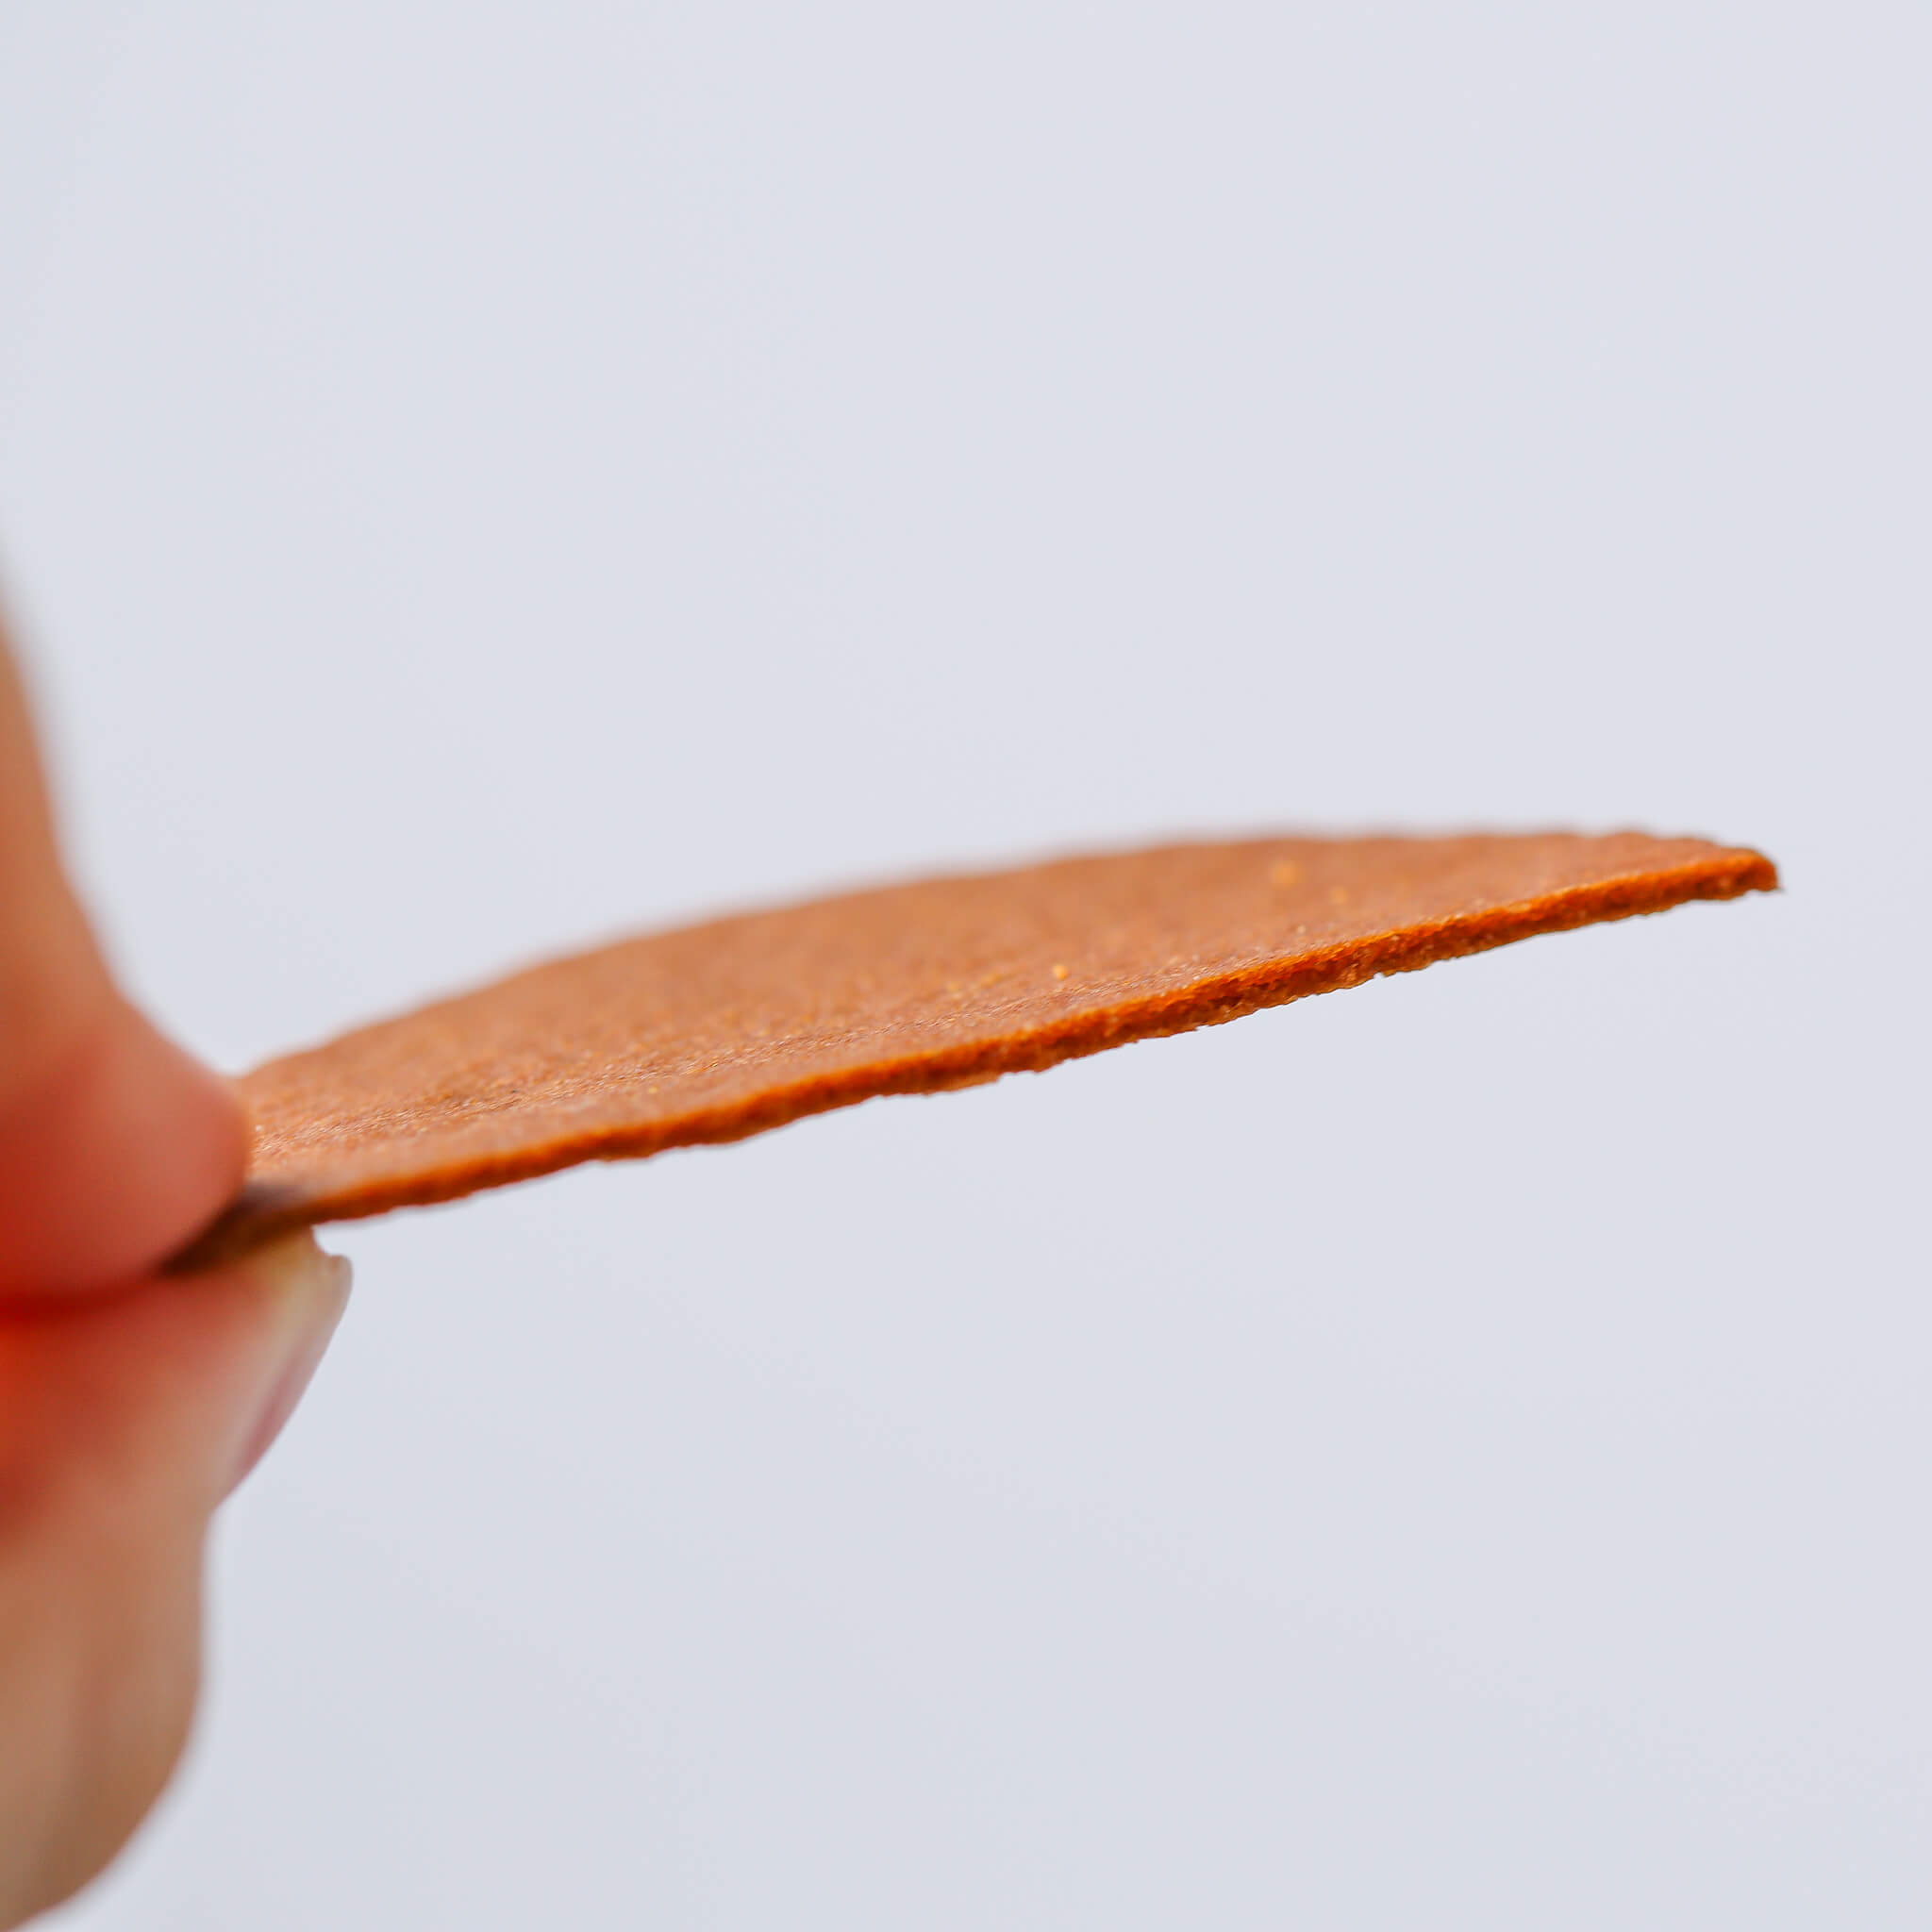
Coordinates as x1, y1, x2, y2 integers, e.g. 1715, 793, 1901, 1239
219, 1234, 353, 1497
0, 1233, 351, 1551
0, 1000, 248, 1300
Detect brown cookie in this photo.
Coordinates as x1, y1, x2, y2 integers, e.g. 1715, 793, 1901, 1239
176, 831, 1774, 1264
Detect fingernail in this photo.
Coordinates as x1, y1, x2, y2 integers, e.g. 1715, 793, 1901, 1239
225, 1233, 352, 1495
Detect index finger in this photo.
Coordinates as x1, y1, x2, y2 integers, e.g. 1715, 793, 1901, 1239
0, 621, 245, 1296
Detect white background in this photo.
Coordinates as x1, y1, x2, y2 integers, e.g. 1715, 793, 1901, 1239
1, 3, 1925, 1924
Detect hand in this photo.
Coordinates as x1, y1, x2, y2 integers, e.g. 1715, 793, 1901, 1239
0, 624, 348, 1925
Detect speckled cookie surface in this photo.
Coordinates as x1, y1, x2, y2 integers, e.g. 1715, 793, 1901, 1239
180, 831, 1774, 1260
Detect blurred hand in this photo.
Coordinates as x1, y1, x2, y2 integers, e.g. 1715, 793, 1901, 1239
0, 626, 348, 1925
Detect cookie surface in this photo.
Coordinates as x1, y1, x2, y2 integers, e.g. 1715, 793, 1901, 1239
180, 831, 1774, 1261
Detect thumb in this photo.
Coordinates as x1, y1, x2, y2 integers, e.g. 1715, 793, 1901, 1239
0, 1232, 350, 1928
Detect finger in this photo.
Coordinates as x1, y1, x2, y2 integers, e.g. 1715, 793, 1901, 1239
0, 996, 250, 1299
0, 628, 247, 1296
0, 1232, 350, 1927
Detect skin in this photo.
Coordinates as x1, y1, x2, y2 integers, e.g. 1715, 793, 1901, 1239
0, 620, 348, 1926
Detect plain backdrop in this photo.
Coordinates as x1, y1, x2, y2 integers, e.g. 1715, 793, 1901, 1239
0, 2, 1925, 1925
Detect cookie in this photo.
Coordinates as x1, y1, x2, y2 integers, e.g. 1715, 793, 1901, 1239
175, 831, 1774, 1264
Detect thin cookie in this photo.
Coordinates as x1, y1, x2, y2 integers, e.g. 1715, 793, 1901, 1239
175, 830, 1775, 1264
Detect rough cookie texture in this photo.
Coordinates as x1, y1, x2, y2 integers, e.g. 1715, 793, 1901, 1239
176, 831, 1774, 1262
